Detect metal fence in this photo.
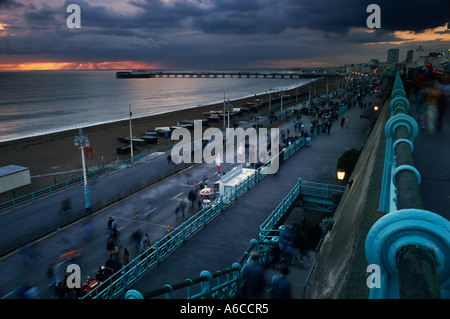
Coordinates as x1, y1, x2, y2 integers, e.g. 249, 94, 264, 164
0, 145, 176, 213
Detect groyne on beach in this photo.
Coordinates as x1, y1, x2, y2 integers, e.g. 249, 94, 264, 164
0, 76, 342, 201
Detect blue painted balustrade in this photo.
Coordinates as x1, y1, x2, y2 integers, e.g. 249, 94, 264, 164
366, 72, 450, 298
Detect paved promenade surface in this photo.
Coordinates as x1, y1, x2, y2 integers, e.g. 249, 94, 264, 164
409, 97, 450, 221
0, 92, 375, 300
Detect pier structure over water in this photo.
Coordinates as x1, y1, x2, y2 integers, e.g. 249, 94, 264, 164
151, 71, 342, 79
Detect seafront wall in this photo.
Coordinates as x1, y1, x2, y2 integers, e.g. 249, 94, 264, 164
309, 95, 389, 298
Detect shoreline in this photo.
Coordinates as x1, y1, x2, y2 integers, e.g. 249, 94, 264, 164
0, 78, 313, 144
0, 76, 339, 201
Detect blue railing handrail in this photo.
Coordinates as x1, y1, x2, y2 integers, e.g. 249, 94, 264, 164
366, 72, 450, 299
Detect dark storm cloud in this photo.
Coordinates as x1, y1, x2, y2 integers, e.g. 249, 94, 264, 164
0, 0, 23, 9
192, 0, 449, 35
1, 0, 449, 68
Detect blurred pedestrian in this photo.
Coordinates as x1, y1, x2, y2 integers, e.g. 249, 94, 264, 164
46, 263, 56, 288
179, 199, 187, 219
144, 233, 150, 246
241, 252, 265, 299
437, 75, 449, 132
55, 281, 65, 299
268, 266, 291, 299
123, 247, 130, 268
345, 117, 350, 128
107, 216, 114, 232
416, 84, 427, 128
188, 190, 195, 208
107, 237, 115, 259
133, 206, 139, 219
425, 80, 441, 135
140, 239, 149, 261
130, 229, 142, 253
111, 219, 119, 239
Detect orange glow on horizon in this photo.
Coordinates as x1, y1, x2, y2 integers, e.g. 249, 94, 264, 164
0, 61, 163, 71
365, 25, 450, 46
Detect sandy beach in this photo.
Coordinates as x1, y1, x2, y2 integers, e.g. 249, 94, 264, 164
0, 76, 340, 201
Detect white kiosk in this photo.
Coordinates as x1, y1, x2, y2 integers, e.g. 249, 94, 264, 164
219, 165, 256, 200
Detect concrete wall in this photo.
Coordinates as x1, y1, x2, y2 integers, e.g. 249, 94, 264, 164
309, 100, 390, 298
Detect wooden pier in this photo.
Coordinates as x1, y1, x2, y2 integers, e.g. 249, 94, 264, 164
150, 71, 341, 79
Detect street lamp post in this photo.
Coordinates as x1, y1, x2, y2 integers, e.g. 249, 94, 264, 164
225, 100, 233, 144
268, 87, 272, 112
129, 104, 134, 159
74, 128, 91, 212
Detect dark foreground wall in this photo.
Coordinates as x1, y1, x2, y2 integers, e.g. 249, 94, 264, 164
309, 100, 389, 298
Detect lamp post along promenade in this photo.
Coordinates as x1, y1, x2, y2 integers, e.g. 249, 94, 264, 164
74, 128, 91, 212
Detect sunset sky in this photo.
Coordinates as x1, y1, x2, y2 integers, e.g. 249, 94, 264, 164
0, 0, 449, 70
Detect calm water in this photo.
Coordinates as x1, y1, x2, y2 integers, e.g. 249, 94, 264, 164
0, 70, 311, 142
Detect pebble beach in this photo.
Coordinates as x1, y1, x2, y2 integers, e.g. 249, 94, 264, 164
0, 76, 336, 201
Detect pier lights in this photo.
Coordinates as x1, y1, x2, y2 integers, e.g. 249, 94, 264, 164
374, 105, 379, 111
74, 128, 91, 212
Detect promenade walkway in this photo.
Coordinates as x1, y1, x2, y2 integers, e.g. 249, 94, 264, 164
116, 98, 376, 299
0, 91, 375, 299
409, 97, 450, 221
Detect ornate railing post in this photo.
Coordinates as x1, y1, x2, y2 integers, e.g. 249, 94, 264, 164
199, 270, 213, 299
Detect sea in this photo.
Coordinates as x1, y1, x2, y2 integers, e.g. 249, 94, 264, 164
0, 69, 313, 142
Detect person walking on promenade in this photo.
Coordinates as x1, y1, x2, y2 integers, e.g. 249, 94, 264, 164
111, 219, 118, 240
268, 266, 291, 299
107, 216, 113, 232
123, 247, 130, 268
140, 239, 148, 261
144, 233, 150, 247
437, 75, 449, 132
188, 190, 195, 208
107, 237, 115, 259
416, 84, 427, 129
241, 252, 266, 299
345, 116, 350, 128
340, 117, 345, 128
326, 119, 332, 135
130, 229, 142, 253
179, 198, 187, 219
425, 79, 441, 135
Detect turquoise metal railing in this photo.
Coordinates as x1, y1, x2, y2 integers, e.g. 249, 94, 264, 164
365, 72, 450, 298
259, 179, 345, 242
124, 177, 345, 300
258, 178, 302, 242
81, 169, 268, 299
125, 240, 259, 299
